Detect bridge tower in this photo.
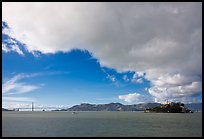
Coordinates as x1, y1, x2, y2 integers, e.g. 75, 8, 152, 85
31, 102, 34, 111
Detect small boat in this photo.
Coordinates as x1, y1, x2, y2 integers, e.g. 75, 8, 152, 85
72, 112, 77, 114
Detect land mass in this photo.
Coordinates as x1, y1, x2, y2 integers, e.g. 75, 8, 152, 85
144, 102, 195, 113
2, 102, 201, 112
52, 102, 202, 112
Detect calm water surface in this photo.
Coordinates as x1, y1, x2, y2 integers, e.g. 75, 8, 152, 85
2, 111, 202, 137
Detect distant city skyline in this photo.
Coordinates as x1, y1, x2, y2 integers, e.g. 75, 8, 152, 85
2, 2, 202, 109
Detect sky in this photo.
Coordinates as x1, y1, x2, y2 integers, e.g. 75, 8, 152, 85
2, 2, 202, 109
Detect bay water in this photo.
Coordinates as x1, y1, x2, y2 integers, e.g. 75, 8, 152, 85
2, 111, 202, 137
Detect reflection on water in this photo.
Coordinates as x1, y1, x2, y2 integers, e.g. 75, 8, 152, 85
2, 111, 202, 137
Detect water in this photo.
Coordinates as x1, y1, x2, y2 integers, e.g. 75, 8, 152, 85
2, 111, 202, 137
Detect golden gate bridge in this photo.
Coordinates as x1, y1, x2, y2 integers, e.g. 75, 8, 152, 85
10, 102, 67, 111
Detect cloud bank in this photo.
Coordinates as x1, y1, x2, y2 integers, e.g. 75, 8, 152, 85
2, 2, 202, 103
118, 93, 153, 104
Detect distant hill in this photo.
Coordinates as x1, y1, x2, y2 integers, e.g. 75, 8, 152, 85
3, 103, 201, 112
57, 102, 161, 111
54, 102, 202, 112
2, 108, 14, 111
185, 103, 202, 111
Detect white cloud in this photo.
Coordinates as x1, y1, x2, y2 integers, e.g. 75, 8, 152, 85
3, 97, 34, 102
2, 71, 69, 95
2, 43, 9, 52
132, 72, 144, 79
2, 2, 202, 103
148, 81, 202, 103
2, 73, 41, 94
2, 23, 25, 55
135, 72, 145, 78
2, 41, 24, 55
118, 93, 153, 104
122, 75, 130, 82
146, 71, 202, 103
149, 73, 198, 87
131, 72, 144, 83
2, 102, 31, 109
136, 78, 143, 83
2, 97, 34, 109
4, 83, 39, 95
106, 74, 116, 82
101, 68, 117, 83
2, 97, 68, 110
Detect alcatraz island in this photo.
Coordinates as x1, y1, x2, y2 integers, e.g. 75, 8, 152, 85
144, 100, 194, 113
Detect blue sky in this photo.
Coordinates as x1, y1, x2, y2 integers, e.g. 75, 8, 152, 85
2, 3, 202, 109
2, 42, 152, 108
